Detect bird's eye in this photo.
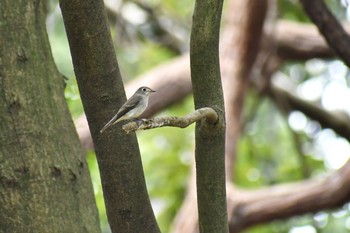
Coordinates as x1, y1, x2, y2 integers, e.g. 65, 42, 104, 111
142, 88, 146, 91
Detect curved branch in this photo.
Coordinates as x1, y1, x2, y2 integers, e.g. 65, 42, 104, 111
122, 107, 219, 134
228, 159, 350, 232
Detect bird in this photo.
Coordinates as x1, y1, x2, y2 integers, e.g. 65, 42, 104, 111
100, 86, 155, 133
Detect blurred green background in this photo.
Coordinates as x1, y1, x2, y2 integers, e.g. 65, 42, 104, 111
46, 0, 350, 232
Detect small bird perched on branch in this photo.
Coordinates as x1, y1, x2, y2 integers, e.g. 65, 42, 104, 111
100, 86, 155, 133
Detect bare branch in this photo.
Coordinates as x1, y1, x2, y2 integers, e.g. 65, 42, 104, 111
275, 20, 336, 60
228, 159, 350, 232
122, 107, 218, 134
300, 0, 350, 67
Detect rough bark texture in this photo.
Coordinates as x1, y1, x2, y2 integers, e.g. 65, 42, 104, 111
58, 0, 159, 232
190, 0, 228, 233
0, 1, 100, 233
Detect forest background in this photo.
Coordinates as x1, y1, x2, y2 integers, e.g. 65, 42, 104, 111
2, 0, 350, 233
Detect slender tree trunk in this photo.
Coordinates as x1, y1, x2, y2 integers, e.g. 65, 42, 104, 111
0, 1, 100, 232
190, 0, 228, 232
59, 0, 160, 232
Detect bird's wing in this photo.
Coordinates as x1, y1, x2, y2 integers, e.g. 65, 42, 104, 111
100, 94, 141, 133
100, 113, 119, 133
115, 94, 141, 118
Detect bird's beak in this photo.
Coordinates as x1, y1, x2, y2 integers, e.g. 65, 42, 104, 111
150, 89, 156, 93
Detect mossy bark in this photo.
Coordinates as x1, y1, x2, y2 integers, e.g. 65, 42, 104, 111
0, 1, 100, 233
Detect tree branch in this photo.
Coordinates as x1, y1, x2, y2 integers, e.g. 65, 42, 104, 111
228, 159, 350, 232
122, 107, 218, 134
300, 0, 350, 67
275, 20, 336, 60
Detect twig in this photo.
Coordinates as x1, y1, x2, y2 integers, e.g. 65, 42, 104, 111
122, 107, 218, 134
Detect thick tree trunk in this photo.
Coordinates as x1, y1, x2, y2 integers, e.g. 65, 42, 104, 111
0, 1, 100, 233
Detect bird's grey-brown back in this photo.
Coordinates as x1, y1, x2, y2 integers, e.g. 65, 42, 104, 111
118, 87, 150, 118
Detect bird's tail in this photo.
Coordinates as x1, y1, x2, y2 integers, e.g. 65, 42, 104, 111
100, 115, 119, 133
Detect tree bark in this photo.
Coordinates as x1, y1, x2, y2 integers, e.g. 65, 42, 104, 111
58, 0, 160, 232
0, 1, 100, 232
190, 0, 228, 232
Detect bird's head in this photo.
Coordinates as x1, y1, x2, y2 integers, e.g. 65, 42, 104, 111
138, 86, 156, 96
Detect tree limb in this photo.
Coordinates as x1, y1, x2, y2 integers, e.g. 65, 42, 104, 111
228, 159, 350, 232
275, 20, 336, 60
122, 107, 218, 134
300, 0, 350, 67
